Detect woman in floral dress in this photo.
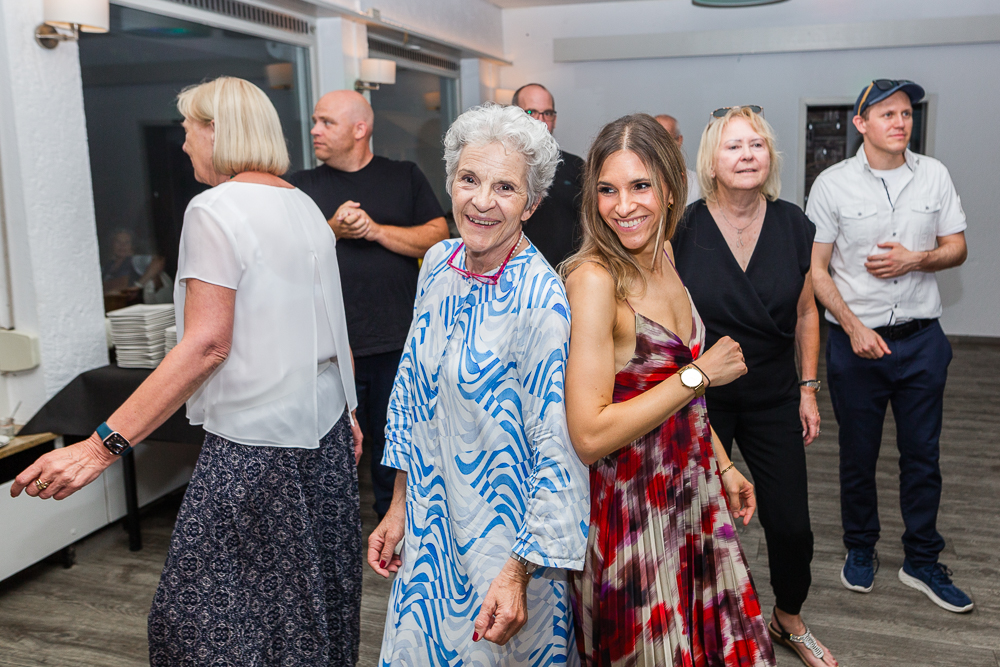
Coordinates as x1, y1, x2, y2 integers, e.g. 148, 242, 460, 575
561, 114, 775, 667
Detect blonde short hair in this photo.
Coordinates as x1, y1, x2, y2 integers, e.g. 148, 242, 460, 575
177, 77, 290, 176
696, 107, 782, 203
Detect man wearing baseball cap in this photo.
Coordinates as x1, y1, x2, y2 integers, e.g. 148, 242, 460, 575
806, 79, 972, 613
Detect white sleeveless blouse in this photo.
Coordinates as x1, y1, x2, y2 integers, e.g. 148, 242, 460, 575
174, 182, 357, 448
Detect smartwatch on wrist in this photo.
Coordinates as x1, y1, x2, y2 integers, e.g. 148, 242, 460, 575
96, 422, 131, 455
511, 552, 539, 576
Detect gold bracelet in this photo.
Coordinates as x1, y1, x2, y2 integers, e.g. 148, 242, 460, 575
719, 462, 736, 476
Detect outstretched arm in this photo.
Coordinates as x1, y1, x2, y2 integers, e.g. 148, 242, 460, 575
12, 279, 235, 500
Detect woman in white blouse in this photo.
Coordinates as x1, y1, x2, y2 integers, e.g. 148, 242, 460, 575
12, 77, 364, 665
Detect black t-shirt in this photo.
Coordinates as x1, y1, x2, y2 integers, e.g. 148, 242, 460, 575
673, 199, 816, 410
524, 150, 584, 268
287, 156, 445, 357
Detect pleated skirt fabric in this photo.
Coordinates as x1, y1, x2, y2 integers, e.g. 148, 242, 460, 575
570, 313, 775, 667
148, 410, 362, 666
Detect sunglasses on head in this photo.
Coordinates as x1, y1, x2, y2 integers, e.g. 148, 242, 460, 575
711, 105, 763, 119
857, 79, 915, 113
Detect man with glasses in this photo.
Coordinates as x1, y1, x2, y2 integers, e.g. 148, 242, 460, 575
806, 79, 972, 613
654, 114, 700, 204
512, 83, 584, 267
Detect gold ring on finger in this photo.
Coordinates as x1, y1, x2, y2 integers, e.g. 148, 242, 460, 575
34, 478, 50, 491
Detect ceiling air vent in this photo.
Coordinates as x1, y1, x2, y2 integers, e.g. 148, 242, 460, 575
369, 39, 459, 72
163, 0, 310, 35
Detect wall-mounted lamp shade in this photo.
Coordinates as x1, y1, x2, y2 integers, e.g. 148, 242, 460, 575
423, 91, 441, 111
360, 58, 396, 85
494, 88, 515, 106
266, 63, 294, 90
44, 0, 109, 33
693, 0, 787, 6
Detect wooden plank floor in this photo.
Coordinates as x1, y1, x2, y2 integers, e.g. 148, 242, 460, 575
0, 337, 997, 666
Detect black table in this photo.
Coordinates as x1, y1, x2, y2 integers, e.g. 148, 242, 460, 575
19, 365, 204, 550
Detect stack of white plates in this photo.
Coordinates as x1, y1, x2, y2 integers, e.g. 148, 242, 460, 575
107, 304, 176, 369
164, 325, 178, 356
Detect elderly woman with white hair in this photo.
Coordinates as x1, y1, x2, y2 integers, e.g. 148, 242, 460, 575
12, 77, 363, 665
367, 103, 589, 666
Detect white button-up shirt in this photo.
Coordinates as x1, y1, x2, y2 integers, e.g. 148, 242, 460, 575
806, 146, 966, 329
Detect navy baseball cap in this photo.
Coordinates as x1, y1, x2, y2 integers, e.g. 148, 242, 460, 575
854, 79, 925, 117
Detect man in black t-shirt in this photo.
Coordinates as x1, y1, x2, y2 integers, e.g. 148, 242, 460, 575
287, 90, 448, 519
513, 84, 584, 268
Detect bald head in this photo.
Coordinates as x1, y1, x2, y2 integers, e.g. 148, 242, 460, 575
310, 90, 375, 170
514, 83, 557, 133
655, 114, 682, 147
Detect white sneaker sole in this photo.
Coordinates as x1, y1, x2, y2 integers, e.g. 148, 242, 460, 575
897, 567, 974, 613
840, 555, 874, 593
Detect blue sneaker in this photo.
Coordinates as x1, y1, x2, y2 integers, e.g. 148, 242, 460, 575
841, 547, 878, 592
898, 561, 974, 613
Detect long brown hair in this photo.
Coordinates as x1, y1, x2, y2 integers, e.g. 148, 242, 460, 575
559, 113, 687, 301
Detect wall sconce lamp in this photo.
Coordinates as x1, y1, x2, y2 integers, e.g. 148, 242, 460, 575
35, 0, 109, 49
355, 58, 396, 92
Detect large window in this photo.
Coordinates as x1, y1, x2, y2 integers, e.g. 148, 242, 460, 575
80, 5, 311, 311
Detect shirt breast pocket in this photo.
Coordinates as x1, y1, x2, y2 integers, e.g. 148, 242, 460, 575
838, 202, 877, 247
909, 198, 942, 250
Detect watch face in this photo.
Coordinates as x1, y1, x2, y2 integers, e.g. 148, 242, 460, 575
680, 367, 702, 388
103, 433, 130, 455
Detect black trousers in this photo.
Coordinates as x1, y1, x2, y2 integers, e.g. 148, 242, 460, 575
709, 399, 814, 615
827, 322, 949, 567
354, 349, 403, 517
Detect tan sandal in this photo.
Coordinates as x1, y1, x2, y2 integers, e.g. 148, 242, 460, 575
768, 608, 828, 666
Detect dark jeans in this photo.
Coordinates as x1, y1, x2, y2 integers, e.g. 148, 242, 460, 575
354, 349, 403, 517
826, 321, 950, 568
710, 400, 814, 615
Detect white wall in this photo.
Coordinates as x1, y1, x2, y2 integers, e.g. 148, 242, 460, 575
0, 0, 108, 419
356, 0, 503, 58
501, 0, 1000, 337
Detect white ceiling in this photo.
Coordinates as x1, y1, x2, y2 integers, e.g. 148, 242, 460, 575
486, 0, 658, 8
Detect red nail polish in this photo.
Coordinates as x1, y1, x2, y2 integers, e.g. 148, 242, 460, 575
472, 632, 480, 642
379, 560, 387, 569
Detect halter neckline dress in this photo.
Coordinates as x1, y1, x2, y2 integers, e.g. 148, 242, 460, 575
570, 255, 775, 667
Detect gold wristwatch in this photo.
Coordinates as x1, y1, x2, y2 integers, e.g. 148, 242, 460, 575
678, 364, 707, 398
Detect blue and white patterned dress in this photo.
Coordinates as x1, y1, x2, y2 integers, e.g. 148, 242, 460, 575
380, 239, 589, 666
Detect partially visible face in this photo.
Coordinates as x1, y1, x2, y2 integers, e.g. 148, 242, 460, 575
712, 116, 771, 193
310, 95, 359, 163
181, 117, 217, 185
111, 231, 133, 260
516, 85, 557, 134
452, 142, 534, 263
856, 91, 913, 157
597, 149, 669, 254
656, 116, 683, 147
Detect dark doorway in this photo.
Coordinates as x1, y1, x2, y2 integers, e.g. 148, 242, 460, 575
144, 124, 209, 279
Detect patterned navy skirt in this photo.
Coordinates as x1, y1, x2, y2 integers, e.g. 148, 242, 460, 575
148, 410, 361, 666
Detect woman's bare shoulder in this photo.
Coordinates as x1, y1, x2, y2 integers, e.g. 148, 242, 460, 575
565, 260, 615, 293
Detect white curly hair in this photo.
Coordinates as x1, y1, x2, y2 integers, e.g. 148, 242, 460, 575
443, 103, 561, 210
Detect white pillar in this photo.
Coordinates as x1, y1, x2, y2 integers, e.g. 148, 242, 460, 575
316, 17, 368, 96
460, 58, 503, 111
0, 0, 108, 419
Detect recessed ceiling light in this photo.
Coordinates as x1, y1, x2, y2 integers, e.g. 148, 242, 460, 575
693, 0, 788, 6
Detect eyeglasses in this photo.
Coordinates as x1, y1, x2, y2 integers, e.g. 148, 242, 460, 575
524, 108, 557, 120
857, 79, 915, 113
446, 232, 525, 286
711, 105, 763, 119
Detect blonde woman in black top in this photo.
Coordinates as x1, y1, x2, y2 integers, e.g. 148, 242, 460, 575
672, 106, 837, 667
